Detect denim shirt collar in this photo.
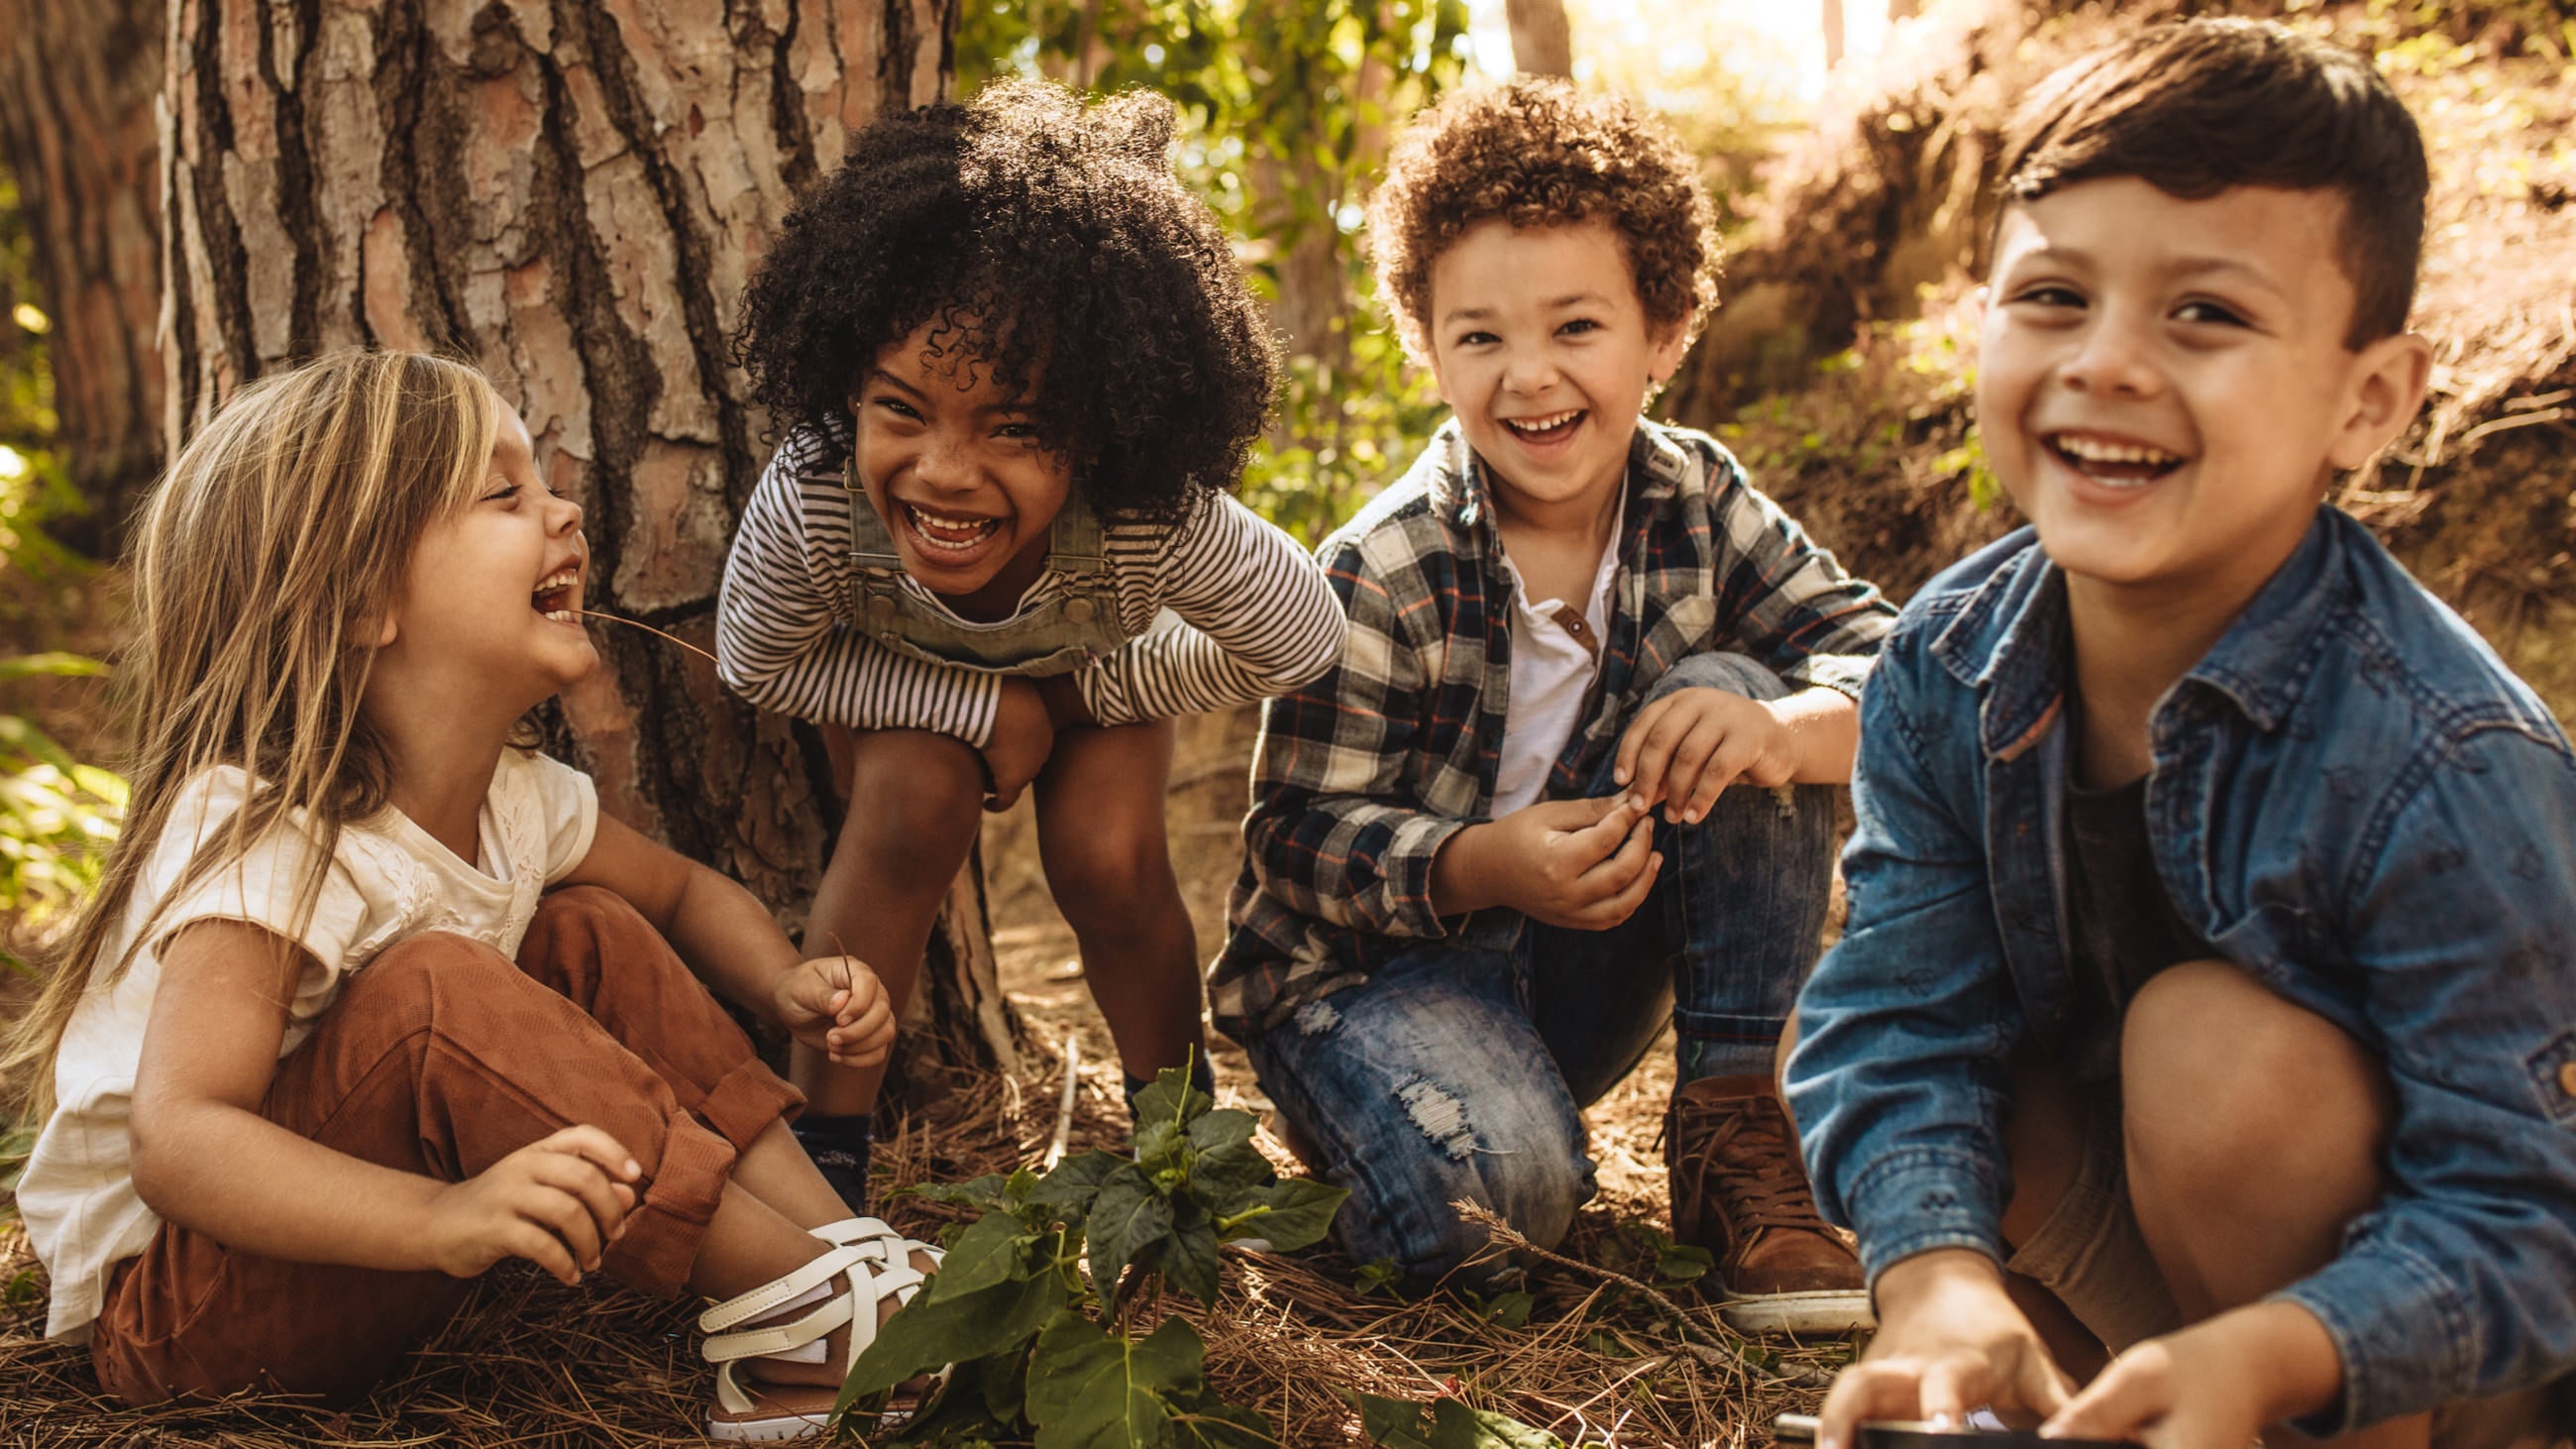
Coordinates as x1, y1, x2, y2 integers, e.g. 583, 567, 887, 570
1931, 505, 2347, 756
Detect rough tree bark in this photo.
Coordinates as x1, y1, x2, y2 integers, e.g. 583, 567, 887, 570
0, 0, 166, 559
1505, 0, 1572, 77
161, 0, 1021, 1092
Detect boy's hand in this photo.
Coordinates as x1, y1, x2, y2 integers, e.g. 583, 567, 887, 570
1432, 794, 1660, 928
983, 678, 1057, 810
1614, 687, 1797, 824
1817, 1250, 2072, 1449
2045, 1302, 2341, 1449
775, 952, 898, 1068
424, 1126, 640, 1285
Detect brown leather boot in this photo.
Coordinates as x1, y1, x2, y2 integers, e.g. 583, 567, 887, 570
1665, 1074, 1873, 1334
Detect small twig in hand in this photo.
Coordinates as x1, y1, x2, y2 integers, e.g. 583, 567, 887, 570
1043, 1033, 1080, 1170
1451, 1201, 1833, 1389
572, 610, 720, 667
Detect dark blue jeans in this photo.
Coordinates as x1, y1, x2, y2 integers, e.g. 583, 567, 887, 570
1243, 653, 1838, 1289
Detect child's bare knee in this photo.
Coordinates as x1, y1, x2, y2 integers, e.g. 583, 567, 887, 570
2122, 958, 2386, 1203
1045, 825, 1177, 929
836, 732, 986, 871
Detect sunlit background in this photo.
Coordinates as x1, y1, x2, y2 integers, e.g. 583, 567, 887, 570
1465, 0, 1893, 104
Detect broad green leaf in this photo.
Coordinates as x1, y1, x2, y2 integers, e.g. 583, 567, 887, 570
1167, 1392, 1277, 1449
983, 1335, 1033, 1425
843, 1264, 1068, 1398
906, 1172, 1013, 1211
1134, 1119, 1185, 1173
1150, 1200, 1222, 1303
1477, 1290, 1533, 1330
1345, 1390, 1435, 1449
862, 1354, 1017, 1446
1131, 1065, 1215, 1128
1218, 1177, 1345, 1254
935, 1209, 1041, 1296
1188, 1139, 1273, 1210
1026, 1313, 1206, 1449
1656, 1243, 1713, 1283
1184, 1107, 1257, 1154
1088, 1164, 1175, 1277
1428, 1398, 1565, 1449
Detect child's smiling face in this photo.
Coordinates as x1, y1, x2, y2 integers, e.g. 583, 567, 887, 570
1978, 176, 2429, 601
1422, 219, 1688, 517
852, 320, 1073, 608
382, 400, 594, 707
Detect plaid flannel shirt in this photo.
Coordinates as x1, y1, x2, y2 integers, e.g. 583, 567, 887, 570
1209, 417, 1897, 1040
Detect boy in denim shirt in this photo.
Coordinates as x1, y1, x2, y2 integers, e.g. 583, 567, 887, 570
1789, 19, 2576, 1447
1213, 79, 1895, 1329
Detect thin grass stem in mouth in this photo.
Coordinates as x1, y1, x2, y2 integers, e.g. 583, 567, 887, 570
571, 610, 720, 668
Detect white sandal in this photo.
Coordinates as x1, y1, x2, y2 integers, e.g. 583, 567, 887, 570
697, 1219, 943, 1441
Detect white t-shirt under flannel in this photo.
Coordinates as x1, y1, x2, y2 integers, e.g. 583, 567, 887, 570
18, 748, 598, 1342
1490, 489, 1626, 817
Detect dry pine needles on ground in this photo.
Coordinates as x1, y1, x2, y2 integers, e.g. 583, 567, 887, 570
0, 1043, 1839, 1449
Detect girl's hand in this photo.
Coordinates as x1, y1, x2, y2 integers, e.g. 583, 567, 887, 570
776, 953, 898, 1067
983, 678, 1058, 810
2045, 1303, 2342, 1449
425, 1126, 640, 1285
1818, 1249, 2073, 1449
1613, 688, 1799, 824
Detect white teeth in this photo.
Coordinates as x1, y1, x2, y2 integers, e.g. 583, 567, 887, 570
542, 610, 579, 623
905, 503, 1000, 552
2052, 435, 2180, 467
1503, 409, 1582, 435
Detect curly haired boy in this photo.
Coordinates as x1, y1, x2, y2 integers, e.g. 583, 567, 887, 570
1214, 78, 1895, 1326
718, 80, 1344, 1206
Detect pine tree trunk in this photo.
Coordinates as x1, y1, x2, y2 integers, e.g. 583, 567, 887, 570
0, 0, 166, 559
161, 0, 1022, 1095
1505, 0, 1572, 77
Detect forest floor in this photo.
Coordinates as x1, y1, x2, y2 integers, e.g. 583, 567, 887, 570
0, 707, 1835, 1447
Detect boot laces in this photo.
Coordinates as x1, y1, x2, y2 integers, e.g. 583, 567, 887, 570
1672, 1093, 1832, 1236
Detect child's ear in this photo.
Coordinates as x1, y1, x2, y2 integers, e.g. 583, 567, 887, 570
356, 613, 398, 649
1647, 320, 1691, 387
2328, 330, 2434, 471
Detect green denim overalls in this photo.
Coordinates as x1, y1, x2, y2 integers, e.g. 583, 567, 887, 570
844, 462, 1127, 677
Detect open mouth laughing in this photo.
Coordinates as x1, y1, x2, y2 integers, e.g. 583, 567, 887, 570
2044, 430, 2187, 489
533, 566, 582, 620
1501, 407, 1586, 444
901, 502, 1004, 556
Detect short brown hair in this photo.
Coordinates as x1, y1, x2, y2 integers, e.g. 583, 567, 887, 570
2000, 18, 2427, 347
1368, 77, 1718, 354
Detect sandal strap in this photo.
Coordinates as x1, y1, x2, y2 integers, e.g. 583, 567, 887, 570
698, 1242, 868, 1335
813, 1215, 944, 1266
703, 1291, 854, 1365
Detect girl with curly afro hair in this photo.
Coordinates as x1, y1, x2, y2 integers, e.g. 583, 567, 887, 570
716, 79, 1343, 1204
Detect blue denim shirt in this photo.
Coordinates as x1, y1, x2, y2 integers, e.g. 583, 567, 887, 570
1787, 507, 2576, 1433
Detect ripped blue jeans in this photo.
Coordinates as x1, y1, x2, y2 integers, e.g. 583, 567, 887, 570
1241, 653, 1838, 1290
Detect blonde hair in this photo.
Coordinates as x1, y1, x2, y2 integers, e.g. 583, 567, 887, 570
0, 351, 501, 1125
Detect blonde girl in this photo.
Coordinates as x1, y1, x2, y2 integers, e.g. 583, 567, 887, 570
4, 352, 938, 1438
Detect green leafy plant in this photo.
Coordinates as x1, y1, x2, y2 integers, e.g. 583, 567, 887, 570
0, 653, 123, 971
834, 1064, 1348, 1445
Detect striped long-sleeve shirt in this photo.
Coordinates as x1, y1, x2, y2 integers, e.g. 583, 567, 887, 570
715, 424, 1347, 746
1210, 417, 1898, 1039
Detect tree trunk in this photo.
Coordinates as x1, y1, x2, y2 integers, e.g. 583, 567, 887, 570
161, 0, 1022, 1097
0, 0, 166, 559
1889, 0, 1921, 19
1823, 0, 1847, 69
1505, 0, 1572, 77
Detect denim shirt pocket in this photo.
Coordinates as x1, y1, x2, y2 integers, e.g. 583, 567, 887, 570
2524, 1030, 2576, 1128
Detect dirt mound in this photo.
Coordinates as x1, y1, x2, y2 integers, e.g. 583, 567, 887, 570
1669, 1, 2576, 714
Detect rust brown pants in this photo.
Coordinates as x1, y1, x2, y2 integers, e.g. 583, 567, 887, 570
89, 886, 804, 1406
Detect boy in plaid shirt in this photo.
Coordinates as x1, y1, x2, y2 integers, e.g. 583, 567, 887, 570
1212, 79, 1895, 1328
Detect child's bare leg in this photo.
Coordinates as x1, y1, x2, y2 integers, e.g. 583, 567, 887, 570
2000, 1050, 2113, 1384
726, 1117, 865, 1229
1031, 719, 1204, 1080
2120, 958, 2418, 1449
797, 726, 986, 1116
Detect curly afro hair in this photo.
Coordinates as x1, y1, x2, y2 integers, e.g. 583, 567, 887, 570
734, 79, 1277, 521
1368, 77, 1718, 357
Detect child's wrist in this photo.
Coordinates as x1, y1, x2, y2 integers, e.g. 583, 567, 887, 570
2195, 1301, 2344, 1426
1427, 822, 1496, 917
